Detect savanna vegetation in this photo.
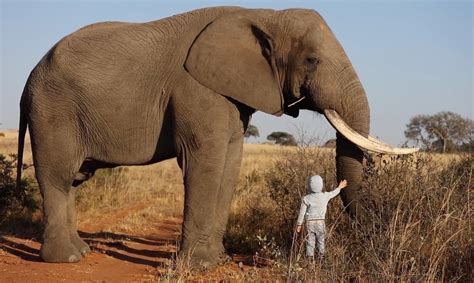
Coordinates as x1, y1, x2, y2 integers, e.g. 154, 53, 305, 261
405, 111, 473, 153
267, 131, 298, 146
244, 124, 260, 140
0, 130, 471, 281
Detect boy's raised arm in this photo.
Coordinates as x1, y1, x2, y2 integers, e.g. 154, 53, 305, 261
339, 180, 348, 189
327, 180, 348, 199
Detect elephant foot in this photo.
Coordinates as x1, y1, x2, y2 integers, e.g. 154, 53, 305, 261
188, 250, 219, 269
70, 233, 91, 256
180, 234, 234, 268
40, 239, 82, 263
180, 242, 220, 269
209, 240, 231, 265
216, 252, 232, 265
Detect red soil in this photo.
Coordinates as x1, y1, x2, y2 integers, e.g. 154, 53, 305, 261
0, 204, 181, 282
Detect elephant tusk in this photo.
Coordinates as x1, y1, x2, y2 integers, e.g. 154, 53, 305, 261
286, 96, 306, 108
368, 135, 395, 148
324, 109, 419, 155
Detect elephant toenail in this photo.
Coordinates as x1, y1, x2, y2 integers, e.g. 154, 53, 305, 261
68, 255, 79, 263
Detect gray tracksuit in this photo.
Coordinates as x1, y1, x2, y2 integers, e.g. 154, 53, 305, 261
297, 175, 341, 257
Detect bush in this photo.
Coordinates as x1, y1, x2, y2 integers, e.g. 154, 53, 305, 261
264, 147, 335, 249
225, 147, 472, 281
0, 154, 40, 234
225, 147, 336, 257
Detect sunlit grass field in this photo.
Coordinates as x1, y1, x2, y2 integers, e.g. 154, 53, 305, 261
0, 129, 471, 281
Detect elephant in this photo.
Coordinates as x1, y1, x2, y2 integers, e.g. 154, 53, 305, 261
16, 6, 417, 266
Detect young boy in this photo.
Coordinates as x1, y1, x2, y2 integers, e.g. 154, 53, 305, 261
296, 175, 348, 260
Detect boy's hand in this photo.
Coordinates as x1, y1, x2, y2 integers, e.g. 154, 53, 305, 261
338, 179, 348, 189
296, 225, 302, 233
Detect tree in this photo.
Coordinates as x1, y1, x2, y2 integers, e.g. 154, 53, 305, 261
323, 138, 336, 148
244, 124, 260, 141
405, 111, 473, 153
267, 131, 297, 146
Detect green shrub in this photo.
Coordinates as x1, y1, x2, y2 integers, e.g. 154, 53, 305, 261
0, 154, 40, 234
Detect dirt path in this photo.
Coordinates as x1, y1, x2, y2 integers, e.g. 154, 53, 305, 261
0, 132, 274, 281
0, 204, 182, 282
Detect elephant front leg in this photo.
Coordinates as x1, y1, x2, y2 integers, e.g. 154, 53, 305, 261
178, 138, 228, 267
210, 135, 243, 262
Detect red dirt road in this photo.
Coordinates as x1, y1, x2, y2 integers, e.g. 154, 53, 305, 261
0, 209, 182, 282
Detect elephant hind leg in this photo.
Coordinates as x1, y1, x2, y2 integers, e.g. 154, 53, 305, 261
67, 187, 91, 255
37, 165, 84, 263
69, 160, 116, 255
31, 128, 86, 262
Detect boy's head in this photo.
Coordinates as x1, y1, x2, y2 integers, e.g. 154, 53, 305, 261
308, 175, 323, 193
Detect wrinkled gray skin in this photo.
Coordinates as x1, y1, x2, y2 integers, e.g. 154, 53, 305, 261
17, 7, 369, 266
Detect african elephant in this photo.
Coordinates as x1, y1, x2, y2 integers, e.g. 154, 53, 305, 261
16, 6, 417, 266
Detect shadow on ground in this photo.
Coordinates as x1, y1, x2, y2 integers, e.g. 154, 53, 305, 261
0, 229, 177, 267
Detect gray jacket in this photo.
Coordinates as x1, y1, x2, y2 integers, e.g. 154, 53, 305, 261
296, 175, 341, 225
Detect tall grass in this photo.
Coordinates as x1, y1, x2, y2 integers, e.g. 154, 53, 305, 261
226, 147, 472, 281
1, 129, 471, 280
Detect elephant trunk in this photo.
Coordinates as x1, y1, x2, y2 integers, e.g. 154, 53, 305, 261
333, 78, 369, 218
301, 56, 418, 217
319, 69, 417, 217
337, 136, 364, 217
336, 80, 370, 216
303, 63, 370, 217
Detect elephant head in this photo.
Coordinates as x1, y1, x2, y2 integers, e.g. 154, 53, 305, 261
185, 9, 417, 216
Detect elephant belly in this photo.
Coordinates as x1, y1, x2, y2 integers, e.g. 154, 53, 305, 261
62, 76, 175, 165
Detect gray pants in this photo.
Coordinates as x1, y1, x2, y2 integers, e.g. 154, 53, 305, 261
305, 221, 325, 258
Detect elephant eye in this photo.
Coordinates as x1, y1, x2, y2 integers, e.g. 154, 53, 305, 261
305, 57, 319, 67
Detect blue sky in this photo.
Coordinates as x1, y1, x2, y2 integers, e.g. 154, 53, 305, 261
1, 0, 472, 145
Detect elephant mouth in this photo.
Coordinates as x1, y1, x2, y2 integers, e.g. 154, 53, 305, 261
324, 109, 419, 155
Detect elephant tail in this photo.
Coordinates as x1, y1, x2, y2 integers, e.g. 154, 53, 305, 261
16, 105, 27, 192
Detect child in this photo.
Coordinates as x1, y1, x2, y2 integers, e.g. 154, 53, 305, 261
296, 175, 348, 260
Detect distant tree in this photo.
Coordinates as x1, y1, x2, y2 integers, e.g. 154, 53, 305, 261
267, 131, 297, 146
458, 140, 474, 152
405, 111, 473, 153
244, 124, 260, 141
323, 138, 336, 148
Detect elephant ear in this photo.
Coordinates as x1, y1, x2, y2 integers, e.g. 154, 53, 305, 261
185, 11, 284, 116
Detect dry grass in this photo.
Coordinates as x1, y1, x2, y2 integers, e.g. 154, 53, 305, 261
0, 130, 34, 178
226, 147, 472, 282
75, 160, 184, 228
1, 131, 471, 281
